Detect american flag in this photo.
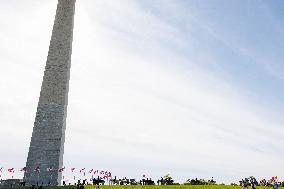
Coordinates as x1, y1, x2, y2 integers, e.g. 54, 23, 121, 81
58, 167, 65, 172
46, 167, 53, 172
8, 168, 14, 173
34, 166, 40, 172
80, 168, 85, 173
93, 170, 99, 175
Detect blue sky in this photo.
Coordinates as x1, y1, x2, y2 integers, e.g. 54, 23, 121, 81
0, 0, 284, 184
139, 0, 284, 114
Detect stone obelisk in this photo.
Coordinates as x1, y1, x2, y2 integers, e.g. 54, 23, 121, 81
24, 0, 76, 186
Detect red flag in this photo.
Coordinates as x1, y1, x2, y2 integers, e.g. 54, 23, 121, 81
8, 168, 14, 173
104, 171, 109, 179
58, 167, 65, 172
20, 167, 27, 172
71, 168, 75, 172
80, 168, 85, 173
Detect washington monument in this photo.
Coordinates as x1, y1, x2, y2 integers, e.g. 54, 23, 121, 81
24, 0, 76, 185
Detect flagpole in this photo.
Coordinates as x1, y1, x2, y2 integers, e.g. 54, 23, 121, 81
71, 168, 76, 184
0, 167, 3, 182
37, 171, 39, 186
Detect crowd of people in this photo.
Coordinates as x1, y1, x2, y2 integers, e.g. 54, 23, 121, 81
72, 176, 159, 187
239, 176, 284, 189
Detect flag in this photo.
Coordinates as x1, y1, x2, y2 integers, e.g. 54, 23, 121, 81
93, 170, 99, 175
8, 168, 14, 173
108, 172, 112, 178
71, 168, 75, 172
105, 172, 111, 179
104, 171, 109, 180
46, 167, 53, 172
89, 169, 93, 174
20, 167, 27, 172
80, 168, 85, 173
273, 176, 278, 182
80, 168, 86, 176
34, 166, 40, 172
58, 167, 65, 172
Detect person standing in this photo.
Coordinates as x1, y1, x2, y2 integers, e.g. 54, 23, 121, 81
251, 182, 256, 189
242, 180, 248, 189
273, 182, 278, 189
